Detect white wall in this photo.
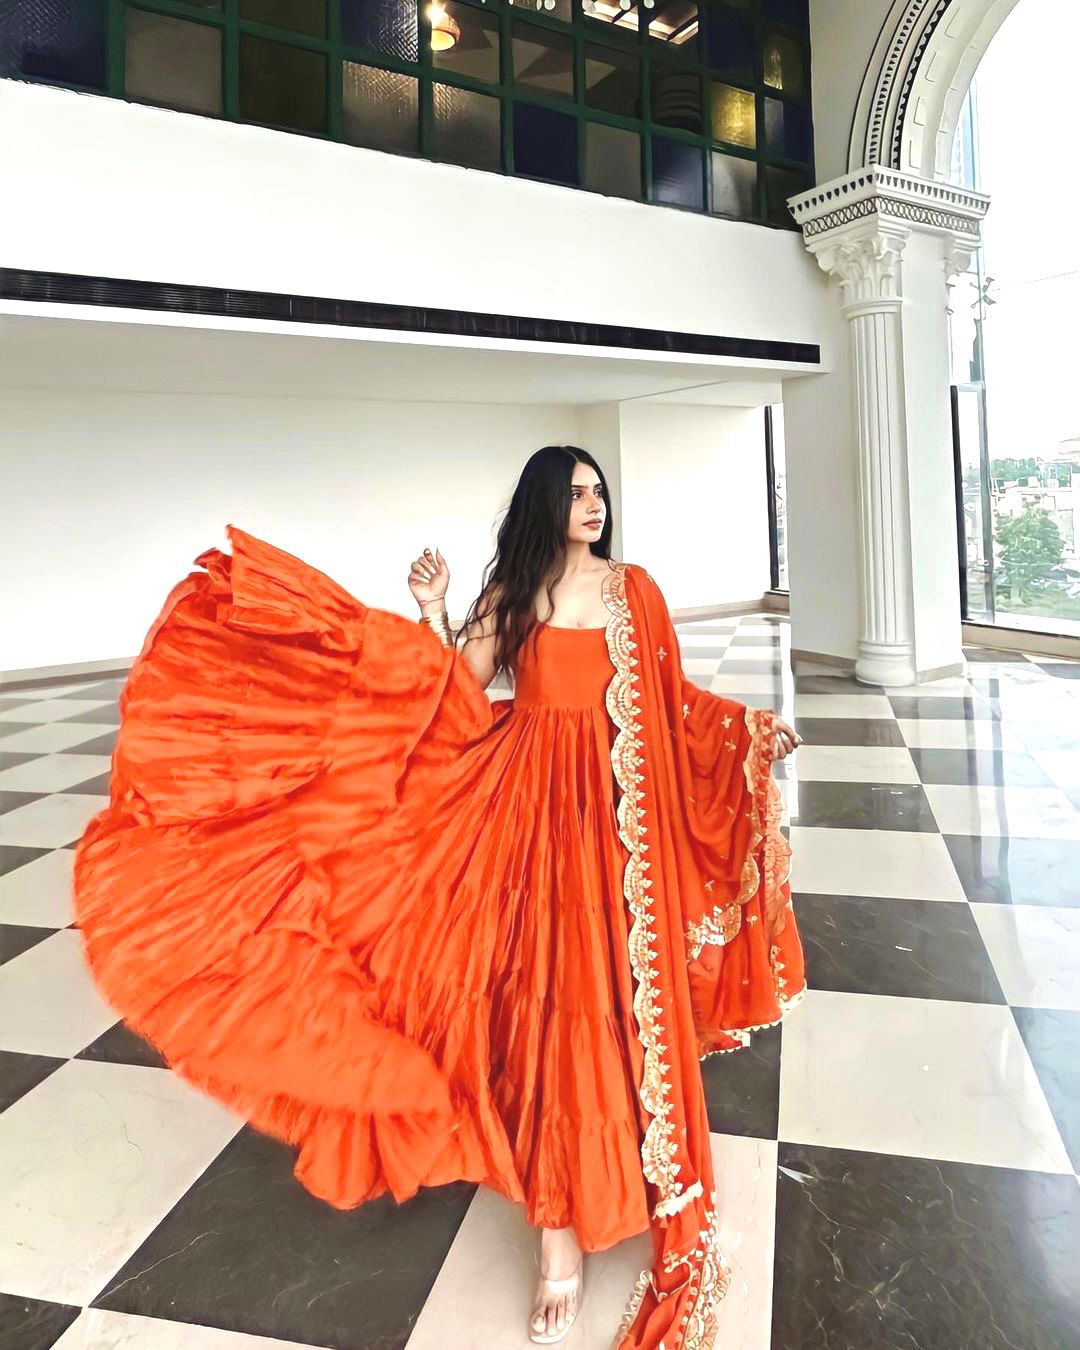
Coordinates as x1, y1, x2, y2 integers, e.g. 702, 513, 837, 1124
617, 403, 772, 609
0, 390, 582, 672
809, 0, 896, 182
783, 286, 862, 665
0, 80, 824, 349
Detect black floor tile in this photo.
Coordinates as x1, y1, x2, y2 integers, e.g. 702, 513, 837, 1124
788, 781, 937, 831
64, 678, 130, 699
0, 1049, 66, 1113
0, 1293, 80, 1350
908, 747, 1053, 787
792, 717, 905, 747
67, 771, 112, 796
0, 845, 50, 876
772, 1143, 1080, 1350
1036, 662, 1080, 680
793, 894, 1005, 1003
76, 1018, 169, 1069
0, 790, 45, 816
888, 695, 999, 720
0, 751, 41, 772
93, 1125, 478, 1350
0, 923, 57, 966
700, 1023, 781, 1139
1011, 1007, 1080, 1173
944, 835, 1080, 907
56, 703, 119, 725
60, 729, 118, 756
794, 676, 883, 694
963, 647, 1030, 663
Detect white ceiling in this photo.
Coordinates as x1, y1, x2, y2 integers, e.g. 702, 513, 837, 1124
0, 308, 807, 407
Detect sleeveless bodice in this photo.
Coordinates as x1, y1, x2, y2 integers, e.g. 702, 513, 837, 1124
512, 622, 611, 710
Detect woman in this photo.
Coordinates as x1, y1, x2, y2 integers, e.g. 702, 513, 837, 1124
73, 446, 805, 1349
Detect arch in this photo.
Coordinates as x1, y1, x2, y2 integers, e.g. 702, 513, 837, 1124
847, 0, 1020, 181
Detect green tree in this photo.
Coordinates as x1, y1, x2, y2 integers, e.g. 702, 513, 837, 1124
994, 504, 1065, 601
990, 457, 1040, 484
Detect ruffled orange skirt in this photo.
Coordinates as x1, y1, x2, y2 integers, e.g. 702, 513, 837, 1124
73, 535, 655, 1252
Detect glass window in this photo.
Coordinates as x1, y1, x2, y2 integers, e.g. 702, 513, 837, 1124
342, 62, 417, 154
711, 150, 756, 217
764, 97, 811, 161
431, 2, 500, 85
584, 43, 640, 119
584, 122, 641, 200
762, 32, 804, 99
710, 81, 755, 148
239, 0, 327, 40
125, 12, 222, 117
652, 135, 703, 210
239, 34, 327, 133
763, 0, 808, 29
341, 0, 418, 63
764, 164, 808, 225
513, 22, 574, 100
648, 0, 698, 52
0, 0, 107, 89
651, 63, 702, 135
514, 102, 577, 186
583, 0, 640, 35
703, 11, 754, 81
432, 82, 501, 170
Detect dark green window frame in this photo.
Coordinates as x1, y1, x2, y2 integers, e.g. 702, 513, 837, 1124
7, 0, 813, 226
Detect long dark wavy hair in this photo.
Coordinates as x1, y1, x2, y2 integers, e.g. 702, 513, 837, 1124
457, 446, 616, 678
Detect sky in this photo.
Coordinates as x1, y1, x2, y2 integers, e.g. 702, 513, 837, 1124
971, 0, 1080, 460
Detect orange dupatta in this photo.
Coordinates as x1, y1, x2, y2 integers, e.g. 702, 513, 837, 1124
601, 564, 804, 1350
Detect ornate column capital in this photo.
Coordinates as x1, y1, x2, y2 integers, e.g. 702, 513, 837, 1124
789, 165, 989, 297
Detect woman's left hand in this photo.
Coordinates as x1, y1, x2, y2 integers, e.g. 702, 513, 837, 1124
770, 715, 801, 762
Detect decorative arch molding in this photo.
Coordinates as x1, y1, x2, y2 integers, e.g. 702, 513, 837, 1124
848, 0, 1020, 181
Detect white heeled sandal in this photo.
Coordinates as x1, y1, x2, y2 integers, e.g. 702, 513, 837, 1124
529, 1257, 583, 1344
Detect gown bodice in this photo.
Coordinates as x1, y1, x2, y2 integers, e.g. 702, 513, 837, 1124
512, 622, 611, 711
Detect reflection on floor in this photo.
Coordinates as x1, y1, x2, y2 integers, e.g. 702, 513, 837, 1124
1, 615, 1079, 1349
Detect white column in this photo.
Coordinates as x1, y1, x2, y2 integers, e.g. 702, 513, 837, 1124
790, 167, 989, 686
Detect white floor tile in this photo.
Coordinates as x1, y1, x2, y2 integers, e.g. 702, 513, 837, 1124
787, 826, 967, 902
790, 745, 919, 784
923, 784, 1080, 841
0, 684, 102, 702
0, 1059, 241, 1304
0, 929, 119, 1057
709, 674, 784, 695
897, 719, 1027, 751
1029, 749, 1080, 790
682, 657, 726, 676
676, 634, 733, 649
779, 990, 1071, 1173
52, 1309, 323, 1350
0, 722, 112, 754
792, 694, 896, 720
721, 648, 784, 664
405, 1133, 773, 1350
0, 698, 115, 725
972, 905, 1080, 1011
0, 792, 109, 849
0, 847, 76, 927
885, 678, 982, 696
0, 753, 112, 793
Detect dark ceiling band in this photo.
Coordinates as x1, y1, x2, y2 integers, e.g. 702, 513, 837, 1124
0, 267, 821, 366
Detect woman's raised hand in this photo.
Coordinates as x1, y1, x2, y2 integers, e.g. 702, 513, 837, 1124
408, 547, 450, 610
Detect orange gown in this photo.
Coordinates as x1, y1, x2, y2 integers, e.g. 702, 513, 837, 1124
73, 527, 805, 1350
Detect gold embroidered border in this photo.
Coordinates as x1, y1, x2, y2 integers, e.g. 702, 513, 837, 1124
601, 563, 688, 1219
664, 1189, 731, 1350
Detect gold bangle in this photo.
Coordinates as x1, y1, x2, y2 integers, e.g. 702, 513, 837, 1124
419, 611, 453, 649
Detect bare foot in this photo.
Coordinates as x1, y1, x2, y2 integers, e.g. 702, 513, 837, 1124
530, 1225, 583, 1341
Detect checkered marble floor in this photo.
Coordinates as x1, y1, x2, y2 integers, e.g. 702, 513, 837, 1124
2, 615, 1079, 1350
